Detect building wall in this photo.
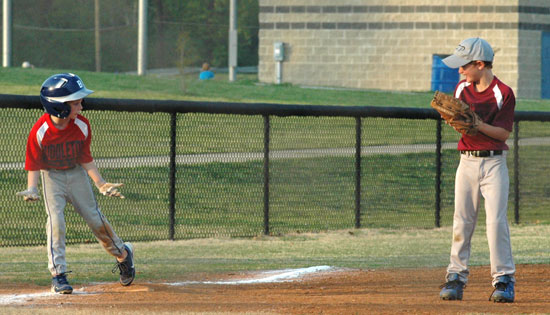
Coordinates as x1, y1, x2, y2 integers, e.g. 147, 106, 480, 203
517, 0, 550, 99
258, 0, 550, 99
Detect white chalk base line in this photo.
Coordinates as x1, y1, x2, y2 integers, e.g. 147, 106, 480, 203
0, 266, 335, 305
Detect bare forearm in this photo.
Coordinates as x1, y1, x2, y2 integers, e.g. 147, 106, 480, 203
27, 170, 40, 188
478, 123, 511, 142
81, 161, 125, 198
80, 161, 106, 188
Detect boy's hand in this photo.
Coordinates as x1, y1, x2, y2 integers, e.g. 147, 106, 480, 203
16, 187, 40, 201
99, 183, 125, 198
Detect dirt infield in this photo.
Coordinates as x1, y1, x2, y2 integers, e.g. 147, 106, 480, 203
2, 264, 550, 314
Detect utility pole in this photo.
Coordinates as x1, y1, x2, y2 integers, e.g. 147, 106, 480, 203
137, 0, 147, 75
228, 0, 237, 82
94, 0, 101, 72
2, 0, 12, 67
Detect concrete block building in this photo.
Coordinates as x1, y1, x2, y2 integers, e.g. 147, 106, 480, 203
258, 0, 550, 99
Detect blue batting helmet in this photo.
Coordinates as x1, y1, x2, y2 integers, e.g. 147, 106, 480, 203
40, 73, 94, 118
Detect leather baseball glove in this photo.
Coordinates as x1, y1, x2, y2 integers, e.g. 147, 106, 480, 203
430, 91, 481, 136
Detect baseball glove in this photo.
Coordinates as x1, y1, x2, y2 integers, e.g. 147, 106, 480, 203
430, 91, 481, 136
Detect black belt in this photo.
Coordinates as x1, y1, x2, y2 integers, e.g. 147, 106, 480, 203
47, 165, 77, 171
460, 150, 502, 157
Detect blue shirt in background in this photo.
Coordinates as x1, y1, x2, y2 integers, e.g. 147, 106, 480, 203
199, 71, 215, 80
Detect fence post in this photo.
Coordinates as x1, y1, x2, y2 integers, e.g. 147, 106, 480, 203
355, 117, 362, 228
263, 115, 270, 235
169, 112, 177, 240
514, 121, 520, 224
435, 119, 442, 228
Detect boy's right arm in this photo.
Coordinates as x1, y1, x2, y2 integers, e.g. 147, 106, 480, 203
16, 170, 41, 201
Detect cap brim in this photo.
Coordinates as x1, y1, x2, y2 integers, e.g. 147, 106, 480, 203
442, 55, 470, 68
45, 88, 94, 103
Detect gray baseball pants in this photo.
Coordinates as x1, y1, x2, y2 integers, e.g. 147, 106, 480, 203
446, 152, 515, 286
41, 165, 125, 276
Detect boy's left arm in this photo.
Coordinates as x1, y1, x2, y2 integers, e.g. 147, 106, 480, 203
477, 88, 515, 142
81, 161, 125, 198
478, 123, 511, 142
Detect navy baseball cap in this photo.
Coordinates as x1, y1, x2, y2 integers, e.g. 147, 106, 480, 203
443, 38, 494, 68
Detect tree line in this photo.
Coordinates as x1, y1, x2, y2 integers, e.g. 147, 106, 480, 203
10, 0, 259, 72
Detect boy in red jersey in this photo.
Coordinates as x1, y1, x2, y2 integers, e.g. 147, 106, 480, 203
17, 73, 135, 294
438, 38, 515, 303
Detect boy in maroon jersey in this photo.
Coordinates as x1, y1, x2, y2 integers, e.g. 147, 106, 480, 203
17, 73, 135, 294
438, 38, 515, 303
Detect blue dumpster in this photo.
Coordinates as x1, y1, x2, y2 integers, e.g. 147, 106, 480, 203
431, 54, 459, 93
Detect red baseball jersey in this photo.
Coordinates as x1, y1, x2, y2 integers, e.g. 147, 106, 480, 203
25, 113, 93, 170
454, 76, 515, 151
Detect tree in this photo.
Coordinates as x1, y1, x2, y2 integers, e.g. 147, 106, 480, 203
149, 0, 259, 69
10, 0, 259, 71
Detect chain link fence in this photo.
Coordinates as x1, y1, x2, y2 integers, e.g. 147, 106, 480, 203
1, 95, 549, 246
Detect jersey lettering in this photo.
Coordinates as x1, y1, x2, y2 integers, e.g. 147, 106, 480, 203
42, 140, 83, 167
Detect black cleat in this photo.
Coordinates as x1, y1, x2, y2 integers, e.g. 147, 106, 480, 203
51, 273, 73, 294
113, 242, 135, 286
489, 275, 515, 303
439, 273, 465, 300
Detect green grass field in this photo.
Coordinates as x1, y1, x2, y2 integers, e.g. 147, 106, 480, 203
1, 67, 550, 160
2, 67, 550, 109
2, 224, 550, 286
2, 68, 550, 285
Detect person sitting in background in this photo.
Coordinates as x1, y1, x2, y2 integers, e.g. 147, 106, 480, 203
199, 62, 215, 80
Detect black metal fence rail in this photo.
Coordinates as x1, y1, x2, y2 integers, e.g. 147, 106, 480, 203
4, 93, 548, 120
2, 93, 550, 245
0, 93, 437, 118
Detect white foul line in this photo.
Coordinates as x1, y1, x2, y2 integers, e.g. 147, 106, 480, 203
0, 266, 334, 305
167, 265, 334, 286
0, 292, 52, 305
0, 289, 91, 305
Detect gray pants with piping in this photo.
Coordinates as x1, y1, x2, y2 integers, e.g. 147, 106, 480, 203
41, 165, 125, 276
446, 152, 515, 286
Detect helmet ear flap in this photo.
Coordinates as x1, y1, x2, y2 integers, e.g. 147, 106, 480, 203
40, 95, 71, 118
51, 103, 71, 118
